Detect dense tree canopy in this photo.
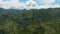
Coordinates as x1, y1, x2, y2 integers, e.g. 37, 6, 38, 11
0, 8, 60, 34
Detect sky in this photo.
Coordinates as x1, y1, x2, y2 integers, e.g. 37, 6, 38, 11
0, 0, 60, 10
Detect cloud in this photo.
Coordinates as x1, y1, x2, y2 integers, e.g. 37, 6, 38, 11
40, 0, 55, 4
0, 0, 60, 10
51, 4, 60, 8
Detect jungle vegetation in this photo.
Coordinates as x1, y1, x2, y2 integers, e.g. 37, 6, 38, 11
0, 8, 60, 34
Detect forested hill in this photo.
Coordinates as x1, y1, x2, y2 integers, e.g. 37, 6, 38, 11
0, 8, 60, 34
0, 8, 20, 15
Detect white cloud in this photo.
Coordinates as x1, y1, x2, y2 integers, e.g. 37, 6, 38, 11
40, 0, 55, 4
51, 4, 60, 8
0, 0, 60, 10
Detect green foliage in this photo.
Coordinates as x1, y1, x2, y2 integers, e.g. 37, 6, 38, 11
0, 8, 60, 34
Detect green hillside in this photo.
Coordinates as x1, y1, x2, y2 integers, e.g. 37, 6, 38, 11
0, 8, 60, 34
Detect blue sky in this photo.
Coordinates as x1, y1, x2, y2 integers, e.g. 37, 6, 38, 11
55, 0, 60, 4
0, 0, 60, 9
19, 0, 28, 3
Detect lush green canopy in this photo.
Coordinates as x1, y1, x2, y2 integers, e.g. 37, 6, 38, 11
0, 8, 60, 34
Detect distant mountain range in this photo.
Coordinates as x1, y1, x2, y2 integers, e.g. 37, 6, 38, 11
0, 8, 60, 16
0, 8, 20, 15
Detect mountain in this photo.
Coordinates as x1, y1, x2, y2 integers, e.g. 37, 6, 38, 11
0, 8, 60, 34
0, 8, 20, 15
